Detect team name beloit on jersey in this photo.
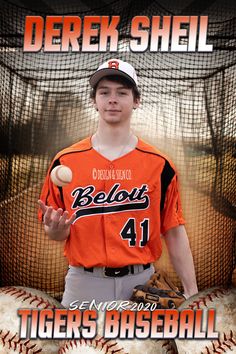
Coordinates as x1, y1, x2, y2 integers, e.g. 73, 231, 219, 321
71, 183, 150, 220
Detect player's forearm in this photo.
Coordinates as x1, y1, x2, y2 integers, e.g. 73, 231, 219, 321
169, 251, 198, 298
164, 225, 198, 298
44, 225, 70, 241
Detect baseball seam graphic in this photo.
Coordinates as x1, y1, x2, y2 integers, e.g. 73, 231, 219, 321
0, 330, 42, 353
59, 336, 128, 354
203, 331, 236, 354
0, 286, 56, 309
187, 288, 228, 310
184, 288, 236, 354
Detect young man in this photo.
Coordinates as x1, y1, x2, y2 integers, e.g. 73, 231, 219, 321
38, 59, 198, 308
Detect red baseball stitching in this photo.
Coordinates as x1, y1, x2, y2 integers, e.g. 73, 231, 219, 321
203, 330, 236, 353
187, 288, 228, 310
0, 286, 57, 309
59, 336, 128, 354
0, 329, 42, 353
184, 289, 235, 353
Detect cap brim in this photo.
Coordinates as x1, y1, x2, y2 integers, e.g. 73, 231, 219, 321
89, 68, 137, 88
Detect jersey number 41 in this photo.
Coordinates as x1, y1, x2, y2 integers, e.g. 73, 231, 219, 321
120, 218, 149, 247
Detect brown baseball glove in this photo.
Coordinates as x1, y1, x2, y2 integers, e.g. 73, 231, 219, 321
130, 269, 186, 309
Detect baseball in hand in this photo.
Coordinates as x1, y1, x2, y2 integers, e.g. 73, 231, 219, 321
50, 165, 72, 187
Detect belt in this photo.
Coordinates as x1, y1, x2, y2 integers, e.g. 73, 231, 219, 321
84, 263, 150, 278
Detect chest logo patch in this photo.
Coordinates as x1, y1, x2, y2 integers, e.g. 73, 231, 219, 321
71, 183, 149, 219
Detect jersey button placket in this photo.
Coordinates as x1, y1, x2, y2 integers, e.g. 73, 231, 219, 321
104, 162, 116, 264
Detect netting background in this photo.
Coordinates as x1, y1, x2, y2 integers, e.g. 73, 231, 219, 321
0, 0, 235, 299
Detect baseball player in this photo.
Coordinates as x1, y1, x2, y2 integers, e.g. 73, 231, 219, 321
38, 59, 198, 308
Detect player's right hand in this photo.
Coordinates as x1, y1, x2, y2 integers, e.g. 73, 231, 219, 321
38, 200, 76, 241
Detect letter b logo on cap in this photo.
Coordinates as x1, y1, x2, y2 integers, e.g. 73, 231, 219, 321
108, 60, 119, 69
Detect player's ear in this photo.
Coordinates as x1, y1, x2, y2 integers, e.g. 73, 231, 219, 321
133, 97, 140, 110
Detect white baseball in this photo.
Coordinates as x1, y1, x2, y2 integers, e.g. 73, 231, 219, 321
0, 286, 62, 353
50, 165, 73, 187
175, 287, 236, 354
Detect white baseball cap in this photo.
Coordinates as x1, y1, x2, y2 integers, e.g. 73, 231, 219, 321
89, 59, 138, 88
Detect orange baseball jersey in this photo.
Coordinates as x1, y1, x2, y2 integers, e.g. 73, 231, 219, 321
38, 137, 185, 268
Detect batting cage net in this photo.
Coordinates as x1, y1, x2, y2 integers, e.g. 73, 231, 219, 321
0, 0, 235, 299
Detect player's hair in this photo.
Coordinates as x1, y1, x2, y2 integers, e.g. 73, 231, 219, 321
90, 75, 141, 101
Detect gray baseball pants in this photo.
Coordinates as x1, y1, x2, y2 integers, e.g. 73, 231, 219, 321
61, 264, 154, 308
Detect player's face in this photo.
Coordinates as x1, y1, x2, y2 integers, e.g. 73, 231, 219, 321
93, 79, 140, 124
